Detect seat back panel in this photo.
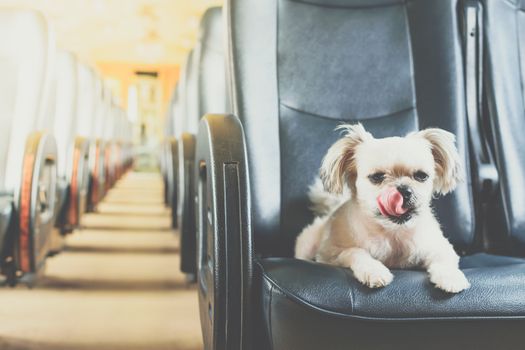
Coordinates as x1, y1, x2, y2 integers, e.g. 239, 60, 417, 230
228, 0, 282, 254
279, 0, 416, 121
229, 0, 474, 256
198, 7, 231, 120
0, 10, 51, 193
484, 0, 525, 249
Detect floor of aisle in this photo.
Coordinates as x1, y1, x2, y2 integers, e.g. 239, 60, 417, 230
0, 172, 203, 350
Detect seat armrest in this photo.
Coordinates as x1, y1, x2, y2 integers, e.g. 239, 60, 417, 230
177, 132, 197, 275
195, 114, 253, 350
167, 137, 178, 228
17, 131, 58, 274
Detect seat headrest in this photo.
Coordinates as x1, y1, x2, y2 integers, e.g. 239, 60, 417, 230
199, 7, 224, 53
0, 9, 55, 192
92, 77, 107, 139
76, 64, 96, 138
54, 51, 79, 176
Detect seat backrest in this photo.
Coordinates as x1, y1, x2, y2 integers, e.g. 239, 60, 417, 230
227, 0, 475, 256
103, 98, 117, 142
0, 10, 53, 192
483, 0, 525, 251
196, 7, 231, 127
93, 79, 109, 140
114, 109, 123, 143
170, 84, 181, 137
165, 88, 176, 137
36, 22, 57, 132
76, 64, 96, 139
124, 118, 133, 145
54, 51, 79, 178
181, 49, 200, 135
175, 52, 192, 137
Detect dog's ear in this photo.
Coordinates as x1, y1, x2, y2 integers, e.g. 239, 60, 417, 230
413, 128, 463, 195
320, 123, 372, 194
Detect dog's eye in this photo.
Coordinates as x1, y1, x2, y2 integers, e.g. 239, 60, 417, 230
368, 172, 385, 184
414, 171, 429, 182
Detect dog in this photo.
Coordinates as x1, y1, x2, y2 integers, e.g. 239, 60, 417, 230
295, 123, 470, 293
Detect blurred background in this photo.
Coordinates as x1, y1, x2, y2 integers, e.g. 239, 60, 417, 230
0, 1, 225, 349
0, 0, 221, 170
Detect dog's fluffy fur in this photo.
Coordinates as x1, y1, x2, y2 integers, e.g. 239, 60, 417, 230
295, 124, 470, 293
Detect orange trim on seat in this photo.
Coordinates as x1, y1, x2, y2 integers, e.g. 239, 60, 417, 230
19, 153, 34, 273
91, 145, 100, 205
68, 147, 81, 226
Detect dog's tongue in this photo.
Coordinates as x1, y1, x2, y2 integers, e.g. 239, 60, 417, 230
377, 187, 407, 217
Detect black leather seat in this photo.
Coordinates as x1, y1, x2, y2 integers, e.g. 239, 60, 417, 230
482, 0, 525, 255
178, 6, 230, 276
163, 84, 179, 228
164, 49, 197, 232
0, 9, 61, 284
51, 51, 91, 237
174, 49, 197, 276
257, 254, 525, 349
194, 0, 525, 349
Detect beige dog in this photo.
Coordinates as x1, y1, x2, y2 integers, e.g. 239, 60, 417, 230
295, 124, 470, 293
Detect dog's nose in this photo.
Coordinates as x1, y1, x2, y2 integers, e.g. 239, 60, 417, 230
397, 185, 413, 202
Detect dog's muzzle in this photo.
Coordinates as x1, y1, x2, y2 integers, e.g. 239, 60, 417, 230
377, 186, 416, 224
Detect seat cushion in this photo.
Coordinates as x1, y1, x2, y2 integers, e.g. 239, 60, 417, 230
256, 254, 525, 350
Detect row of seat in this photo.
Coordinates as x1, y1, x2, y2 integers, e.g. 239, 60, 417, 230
161, 6, 229, 280
156, 0, 525, 349
0, 9, 133, 285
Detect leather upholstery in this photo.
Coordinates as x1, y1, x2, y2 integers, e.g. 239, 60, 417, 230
227, 0, 281, 254
100, 83, 115, 141
103, 98, 117, 141
217, 0, 525, 348
76, 64, 96, 139
92, 77, 107, 140
196, 7, 231, 120
177, 7, 230, 276
165, 86, 178, 137
54, 51, 78, 179
179, 49, 199, 136
87, 76, 107, 207
257, 256, 525, 350
164, 84, 178, 212
483, 0, 525, 252
170, 84, 181, 137
0, 10, 55, 194
175, 52, 190, 137
259, 254, 525, 320
227, 0, 474, 256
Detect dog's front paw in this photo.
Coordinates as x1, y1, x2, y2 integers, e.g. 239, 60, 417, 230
429, 265, 470, 293
353, 262, 393, 288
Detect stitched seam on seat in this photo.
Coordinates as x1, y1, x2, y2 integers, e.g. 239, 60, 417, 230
287, 0, 406, 10
259, 265, 525, 321
280, 102, 416, 122
402, 0, 418, 130
268, 283, 275, 350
